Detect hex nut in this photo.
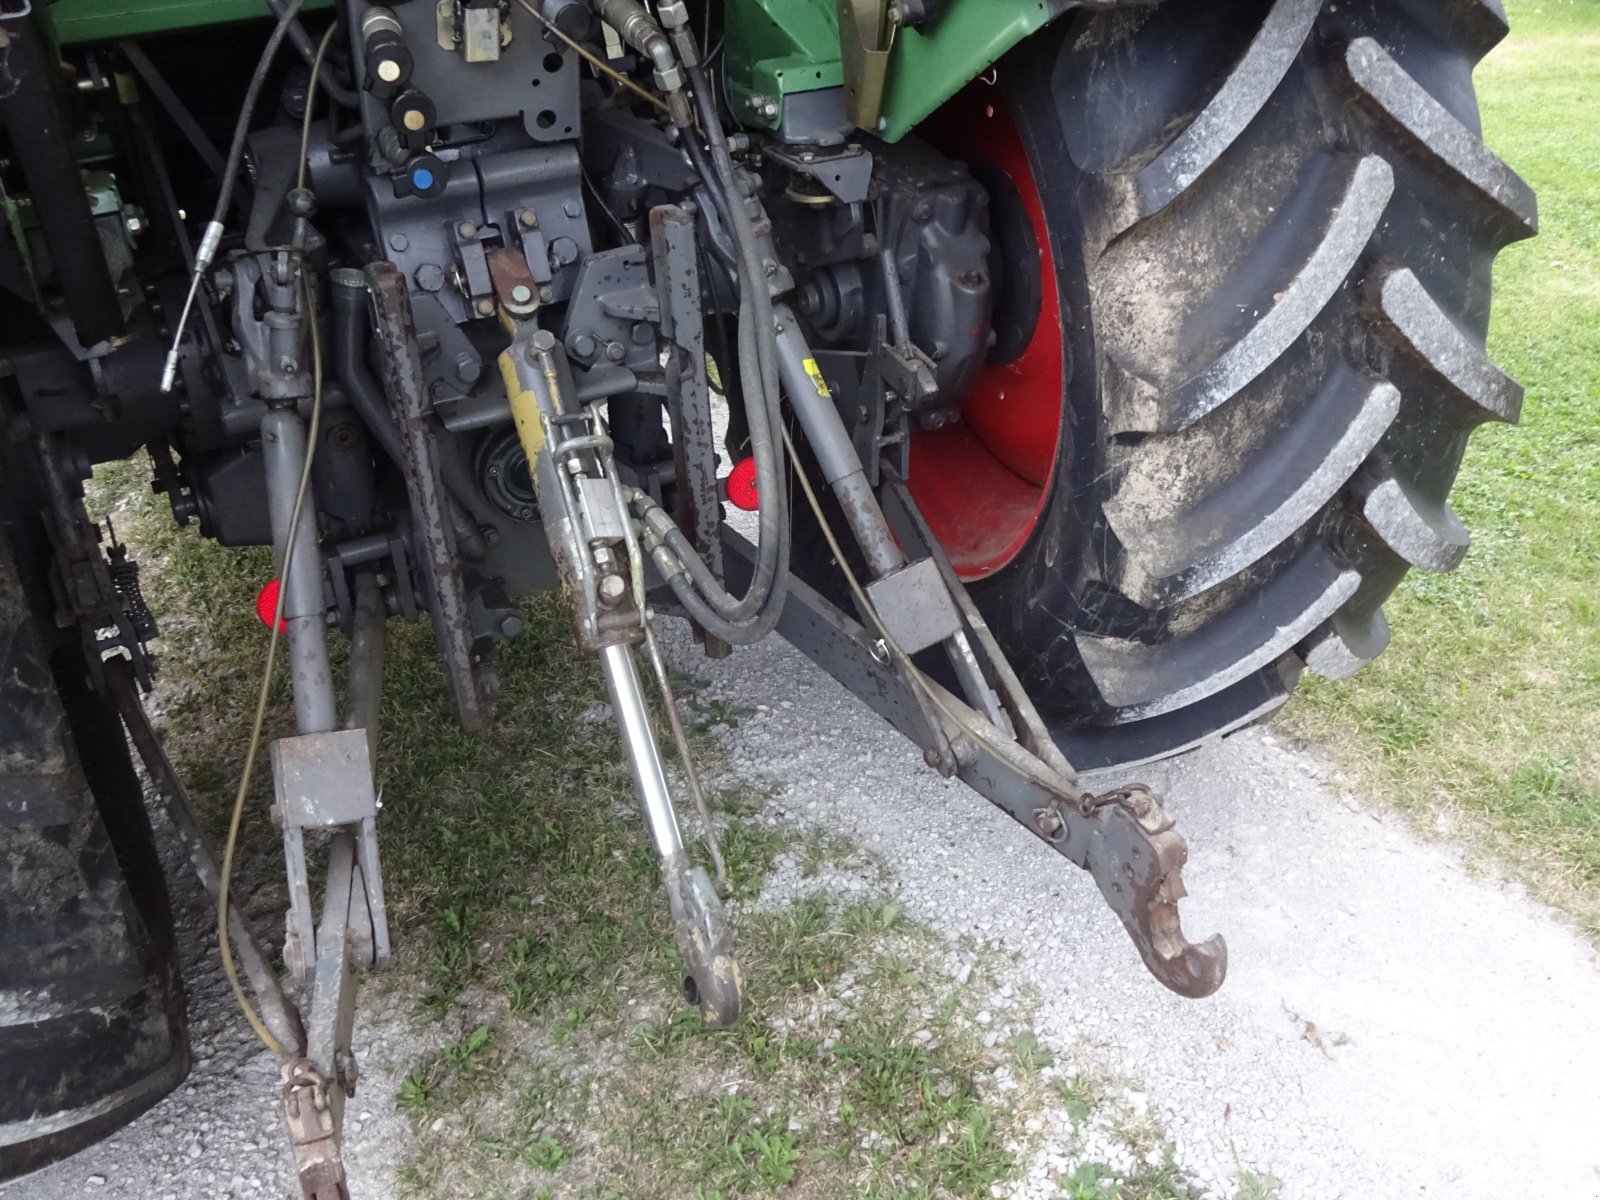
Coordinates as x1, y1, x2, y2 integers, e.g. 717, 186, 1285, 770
568, 330, 599, 361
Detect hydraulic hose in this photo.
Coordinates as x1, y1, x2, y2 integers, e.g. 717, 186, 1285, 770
331, 269, 408, 467
554, 4, 786, 641
678, 59, 789, 634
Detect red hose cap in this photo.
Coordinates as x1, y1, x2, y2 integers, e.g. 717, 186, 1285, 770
726, 456, 759, 511
256, 578, 287, 633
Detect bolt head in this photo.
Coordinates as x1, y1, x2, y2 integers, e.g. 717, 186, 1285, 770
598, 574, 627, 603
519, 209, 539, 228
458, 221, 477, 239
475, 298, 495, 316
414, 262, 446, 292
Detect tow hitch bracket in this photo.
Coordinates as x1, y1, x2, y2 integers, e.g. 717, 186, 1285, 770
721, 515, 1229, 999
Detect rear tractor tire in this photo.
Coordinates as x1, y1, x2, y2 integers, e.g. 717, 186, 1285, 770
0, 501, 189, 1179
907, 0, 1534, 768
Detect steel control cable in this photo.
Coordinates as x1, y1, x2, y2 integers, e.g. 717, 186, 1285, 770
215, 12, 332, 1060
160, 0, 308, 393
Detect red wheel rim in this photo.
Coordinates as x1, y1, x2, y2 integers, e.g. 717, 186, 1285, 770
906, 84, 1064, 580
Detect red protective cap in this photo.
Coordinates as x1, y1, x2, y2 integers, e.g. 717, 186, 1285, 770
256, 578, 288, 633
726, 456, 759, 511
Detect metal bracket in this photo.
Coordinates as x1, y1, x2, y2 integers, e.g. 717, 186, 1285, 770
651, 203, 730, 659
281, 1058, 347, 1200
836, 0, 897, 131
367, 261, 494, 729
864, 558, 961, 656
720, 527, 1228, 999
272, 729, 390, 985
762, 141, 874, 205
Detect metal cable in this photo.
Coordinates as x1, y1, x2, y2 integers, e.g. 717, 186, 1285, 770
216, 274, 323, 1060
214, 9, 328, 1058
160, 0, 308, 392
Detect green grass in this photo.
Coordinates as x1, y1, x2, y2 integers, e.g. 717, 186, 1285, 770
1288, 0, 1600, 934
91, 474, 1119, 1198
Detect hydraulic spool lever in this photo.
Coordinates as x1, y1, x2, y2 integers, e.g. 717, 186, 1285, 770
500, 321, 743, 1027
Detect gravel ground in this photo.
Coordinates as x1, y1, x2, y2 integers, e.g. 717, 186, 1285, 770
11, 615, 1600, 1200
683, 625, 1600, 1199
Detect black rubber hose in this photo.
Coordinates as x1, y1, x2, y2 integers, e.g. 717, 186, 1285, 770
0, 14, 125, 345
331, 272, 407, 465
679, 59, 789, 636
202, 0, 308, 246
264, 0, 360, 109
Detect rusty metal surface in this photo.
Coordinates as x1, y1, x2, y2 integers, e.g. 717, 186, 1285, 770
649, 204, 730, 659
717, 529, 1227, 999
485, 245, 541, 317
364, 261, 491, 731
343, 574, 391, 969
280, 1056, 348, 1200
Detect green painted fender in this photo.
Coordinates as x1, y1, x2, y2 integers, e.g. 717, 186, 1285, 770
725, 0, 1089, 142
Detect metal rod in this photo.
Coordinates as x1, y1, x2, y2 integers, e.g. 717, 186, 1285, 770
365, 262, 490, 730
118, 41, 228, 181
344, 573, 385, 768
600, 642, 685, 862
772, 304, 906, 579
642, 619, 726, 886
344, 572, 392, 966
878, 247, 912, 347
262, 406, 338, 735
107, 662, 307, 1056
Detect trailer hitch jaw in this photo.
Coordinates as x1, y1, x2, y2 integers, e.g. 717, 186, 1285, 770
720, 500, 1229, 999
1035, 784, 1227, 999
884, 475, 1226, 998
